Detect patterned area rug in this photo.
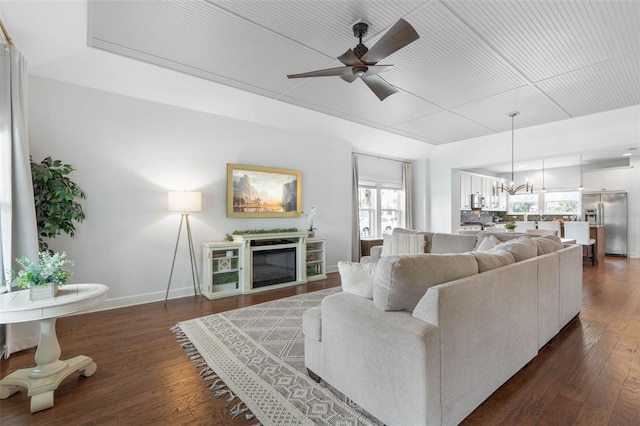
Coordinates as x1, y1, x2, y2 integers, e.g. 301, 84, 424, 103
173, 288, 382, 425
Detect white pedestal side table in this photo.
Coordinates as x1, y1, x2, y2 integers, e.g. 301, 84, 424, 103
0, 283, 108, 413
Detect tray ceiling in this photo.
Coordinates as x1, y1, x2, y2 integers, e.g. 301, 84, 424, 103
86, 0, 640, 147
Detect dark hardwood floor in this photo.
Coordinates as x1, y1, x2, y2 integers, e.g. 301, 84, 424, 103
1, 258, 639, 425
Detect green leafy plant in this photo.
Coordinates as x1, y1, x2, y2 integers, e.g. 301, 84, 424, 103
31, 156, 86, 250
232, 228, 299, 235
213, 272, 238, 285
504, 222, 517, 230
12, 251, 73, 287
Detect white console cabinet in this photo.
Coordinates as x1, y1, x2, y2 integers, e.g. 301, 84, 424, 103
306, 238, 327, 281
202, 232, 327, 299
201, 242, 243, 300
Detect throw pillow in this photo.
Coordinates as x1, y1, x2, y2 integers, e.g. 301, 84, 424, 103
532, 236, 563, 255
381, 234, 392, 257
338, 261, 377, 299
493, 237, 538, 262
390, 233, 426, 255
475, 235, 501, 252
472, 249, 516, 272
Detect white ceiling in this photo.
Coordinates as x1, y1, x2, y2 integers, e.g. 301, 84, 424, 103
84, 0, 640, 147
1, 0, 639, 169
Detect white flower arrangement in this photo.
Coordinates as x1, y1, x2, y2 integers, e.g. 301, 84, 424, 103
11, 251, 73, 288
302, 207, 317, 232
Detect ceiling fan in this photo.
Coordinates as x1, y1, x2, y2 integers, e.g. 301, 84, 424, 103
287, 19, 419, 101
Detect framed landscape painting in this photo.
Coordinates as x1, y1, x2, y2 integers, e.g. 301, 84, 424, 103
227, 163, 301, 218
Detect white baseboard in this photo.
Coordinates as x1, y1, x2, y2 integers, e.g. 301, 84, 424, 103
71, 268, 340, 315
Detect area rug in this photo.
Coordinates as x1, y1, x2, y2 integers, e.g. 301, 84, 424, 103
173, 288, 382, 425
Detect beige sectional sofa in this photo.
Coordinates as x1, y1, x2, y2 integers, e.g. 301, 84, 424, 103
303, 231, 583, 426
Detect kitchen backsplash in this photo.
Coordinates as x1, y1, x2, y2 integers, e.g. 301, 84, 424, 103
461, 211, 577, 224
461, 210, 503, 224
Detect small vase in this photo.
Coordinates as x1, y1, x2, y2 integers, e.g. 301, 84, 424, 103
308, 231, 315, 238
30, 283, 59, 301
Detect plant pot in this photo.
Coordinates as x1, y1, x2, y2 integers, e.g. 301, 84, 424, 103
212, 282, 237, 292
308, 231, 315, 238
30, 283, 59, 301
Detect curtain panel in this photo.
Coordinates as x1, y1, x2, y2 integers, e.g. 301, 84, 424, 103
402, 162, 413, 230
351, 154, 361, 262
0, 43, 40, 357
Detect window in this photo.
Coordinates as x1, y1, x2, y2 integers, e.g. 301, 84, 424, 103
358, 183, 404, 237
508, 193, 539, 214
544, 191, 579, 214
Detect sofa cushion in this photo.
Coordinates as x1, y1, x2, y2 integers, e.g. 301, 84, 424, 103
338, 261, 377, 299
430, 233, 478, 254
471, 249, 516, 272
474, 234, 501, 252
374, 253, 479, 312
532, 236, 563, 255
494, 237, 538, 262
302, 306, 322, 341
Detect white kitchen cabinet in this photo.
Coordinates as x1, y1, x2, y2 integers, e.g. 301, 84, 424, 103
583, 170, 627, 192
460, 173, 472, 210
460, 172, 507, 211
471, 175, 483, 195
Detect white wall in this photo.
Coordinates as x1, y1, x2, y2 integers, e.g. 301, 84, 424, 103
27, 77, 352, 309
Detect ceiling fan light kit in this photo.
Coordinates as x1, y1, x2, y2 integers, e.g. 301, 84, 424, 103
287, 19, 419, 101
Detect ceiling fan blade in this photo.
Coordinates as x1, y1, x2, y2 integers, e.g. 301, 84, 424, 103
364, 64, 394, 75
361, 74, 398, 101
287, 66, 351, 79
361, 19, 419, 64
341, 74, 358, 83
337, 49, 363, 66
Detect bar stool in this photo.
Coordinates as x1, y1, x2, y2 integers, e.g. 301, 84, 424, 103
537, 221, 561, 235
563, 221, 596, 266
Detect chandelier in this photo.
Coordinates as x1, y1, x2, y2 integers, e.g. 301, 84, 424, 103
495, 111, 533, 195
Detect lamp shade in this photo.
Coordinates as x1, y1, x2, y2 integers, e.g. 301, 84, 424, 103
168, 191, 202, 212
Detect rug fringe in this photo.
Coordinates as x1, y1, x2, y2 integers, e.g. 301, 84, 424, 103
172, 323, 257, 422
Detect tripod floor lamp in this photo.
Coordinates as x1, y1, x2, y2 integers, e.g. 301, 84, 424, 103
165, 191, 201, 302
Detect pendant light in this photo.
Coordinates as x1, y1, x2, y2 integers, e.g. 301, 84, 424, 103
496, 111, 533, 195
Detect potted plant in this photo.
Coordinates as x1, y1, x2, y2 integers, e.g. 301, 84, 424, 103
12, 251, 73, 300
30, 156, 86, 251
213, 271, 238, 292
302, 207, 317, 237
504, 222, 517, 232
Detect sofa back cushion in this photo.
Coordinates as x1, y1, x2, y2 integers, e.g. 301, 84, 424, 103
430, 233, 478, 254
374, 253, 479, 312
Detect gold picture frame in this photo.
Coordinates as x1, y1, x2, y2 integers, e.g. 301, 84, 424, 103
227, 163, 301, 218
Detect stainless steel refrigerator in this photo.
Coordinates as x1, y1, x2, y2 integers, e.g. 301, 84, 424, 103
582, 192, 628, 257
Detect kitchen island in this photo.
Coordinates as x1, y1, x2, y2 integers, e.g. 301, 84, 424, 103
590, 225, 606, 264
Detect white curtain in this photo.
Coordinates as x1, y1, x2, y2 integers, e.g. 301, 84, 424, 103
402, 162, 413, 230
351, 154, 361, 262
0, 42, 40, 357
